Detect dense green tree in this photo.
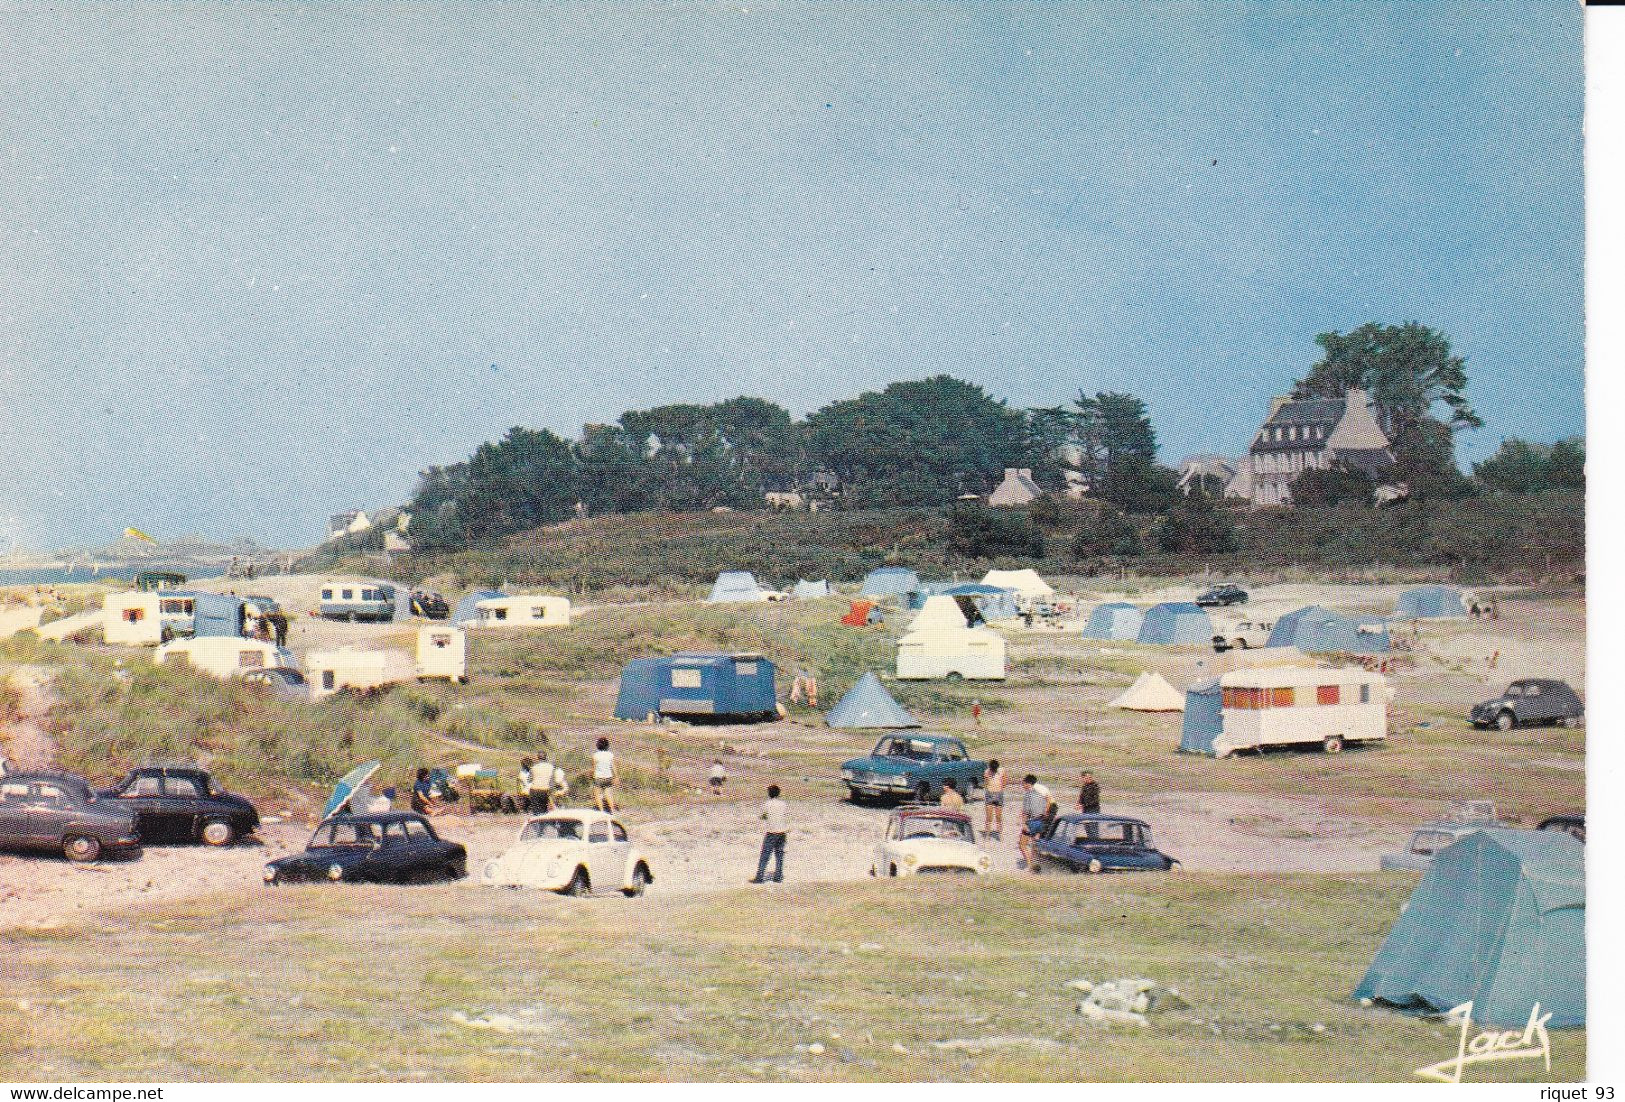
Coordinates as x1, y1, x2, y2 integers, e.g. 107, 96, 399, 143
1151, 497, 1237, 555
1292, 322, 1481, 497
1473, 436, 1586, 494
1069, 506, 1142, 558
946, 503, 1046, 559
1289, 461, 1378, 507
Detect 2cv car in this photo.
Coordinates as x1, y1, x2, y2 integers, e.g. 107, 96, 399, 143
480, 809, 653, 897
869, 806, 992, 878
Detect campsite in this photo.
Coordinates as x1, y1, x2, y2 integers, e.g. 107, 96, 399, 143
0, 566, 1585, 1081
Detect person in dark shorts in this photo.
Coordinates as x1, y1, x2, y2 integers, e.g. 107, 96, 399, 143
708, 759, 727, 796
982, 759, 1006, 840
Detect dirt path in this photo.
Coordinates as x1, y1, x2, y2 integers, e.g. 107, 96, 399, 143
1, 664, 58, 770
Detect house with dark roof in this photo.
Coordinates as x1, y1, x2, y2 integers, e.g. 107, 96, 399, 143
1225, 389, 1393, 506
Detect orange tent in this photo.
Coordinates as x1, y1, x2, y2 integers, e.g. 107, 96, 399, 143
842, 600, 875, 627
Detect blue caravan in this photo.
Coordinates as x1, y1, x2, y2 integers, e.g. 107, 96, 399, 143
1395, 585, 1468, 619
191, 593, 247, 638
861, 567, 921, 599
1136, 603, 1213, 646
319, 581, 397, 623
1180, 679, 1224, 754
1083, 602, 1144, 641
615, 653, 778, 722
1267, 607, 1391, 654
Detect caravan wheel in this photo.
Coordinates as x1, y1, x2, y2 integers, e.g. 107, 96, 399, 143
945, 671, 964, 683
1323, 735, 1344, 754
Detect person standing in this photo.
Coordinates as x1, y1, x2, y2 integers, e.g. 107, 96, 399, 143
592, 737, 617, 813
1018, 774, 1056, 871
1077, 770, 1101, 814
749, 784, 788, 884
708, 758, 728, 797
530, 751, 566, 813
982, 759, 1007, 840
518, 757, 535, 813
938, 778, 965, 811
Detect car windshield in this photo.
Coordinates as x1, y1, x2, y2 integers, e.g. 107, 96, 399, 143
896, 815, 972, 842
520, 818, 582, 841
311, 821, 380, 847
873, 737, 935, 760
1504, 684, 1524, 697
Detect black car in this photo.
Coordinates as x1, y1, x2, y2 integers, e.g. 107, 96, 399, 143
1195, 584, 1248, 607
264, 812, 467, 884
241, 667, 309, 700
1032, 814, 1179, 874
100, 766, 260, 846
1469, 679, 1584, 731
410, 590, 451, 620
0, 771, 142, 862
1538, 814, 1585, 843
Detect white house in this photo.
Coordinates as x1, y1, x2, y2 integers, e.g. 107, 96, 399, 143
1226, 389, 1394, 507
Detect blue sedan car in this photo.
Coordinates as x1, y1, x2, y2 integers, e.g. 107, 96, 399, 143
1032, 814, 1178, 874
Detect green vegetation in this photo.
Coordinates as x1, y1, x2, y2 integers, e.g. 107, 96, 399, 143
0, 874, 1581, 1081
1473, 437, 1586, 495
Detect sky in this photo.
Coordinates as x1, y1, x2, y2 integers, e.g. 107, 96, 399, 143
0, 1, 1584, 551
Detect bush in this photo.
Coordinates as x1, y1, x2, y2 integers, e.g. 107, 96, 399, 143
946, 503, 1046, 559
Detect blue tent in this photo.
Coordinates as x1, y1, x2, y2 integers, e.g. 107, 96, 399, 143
904, 581, 955, 610
1083, 602, 1144, 641
614, 653, 778, 721
1355, 829, 1584, 1029
825, 672, 920, 729
452, 589, 506, 626
191, 593, 246, 638
1136, 603, 1214, 646
708, 571, 770, 603
1267, 606, 1391, 654
1180, 678, 1223, 754
941, 583, 1020, 621
1395, 585, 1468, 619
861, 567, 921, 598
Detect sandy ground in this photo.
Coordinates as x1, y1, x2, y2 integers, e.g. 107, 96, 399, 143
2, 664, 58, 770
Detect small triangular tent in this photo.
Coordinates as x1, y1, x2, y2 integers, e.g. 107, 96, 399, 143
1395, 585, 1468, 619
909, 594, 977, 631
1110, 671, 1186, 711
826, 672, 921, 729
861, 567, 921, 598
708, 571, 771, 603
1083, 602, 1144, 641
981, 568, 1053, 600
1266, 606, 1390, 654
452, 589, 505, 626
1137, 602, 1214, 645
1354, 829, 1584, 1028
792, 579, 831, 599
1180, 678, 1223, 752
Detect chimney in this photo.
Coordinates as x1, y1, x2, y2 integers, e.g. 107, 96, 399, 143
1019, 469, 1032, 479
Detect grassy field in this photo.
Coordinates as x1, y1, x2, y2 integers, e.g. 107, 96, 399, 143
0, 873, 1581, 1082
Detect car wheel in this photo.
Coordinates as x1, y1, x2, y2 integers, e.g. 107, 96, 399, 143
623, 864, 650, 898
563, 867, 591, 896
945, 671, 963, 682
346, 612, 356, 623
200, 819, 235, 847
1236, 638, 1249, 649
1323, 735, 1344, 754
1086, 858, 1103, 874
64, 836, 101, 863
889, 864, 899, 878
848, 789, 868, 806
1495, 711, 1515, 732
446, 861, 466, 881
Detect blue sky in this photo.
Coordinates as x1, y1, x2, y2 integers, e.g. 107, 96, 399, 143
0, 1, 1583, 550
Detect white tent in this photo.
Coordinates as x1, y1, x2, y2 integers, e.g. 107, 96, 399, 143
981, 569, 1054, 601
908, 594, 973, 631
1109, 671, 1186, 712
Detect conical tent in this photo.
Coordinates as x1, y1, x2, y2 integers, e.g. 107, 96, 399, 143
452, 589, 506, 626
861, 567, 921, 598
1180, 678, 1223, 752
1137, 602, 1214, 645
1354, 829, 1584, 1028
1267, 606, 1391, 654
1083, 602, 1144, 641
708, 571, 770, 603
1110, 671, 1186, 711
909, 595, 975, 631
1395, 585, 1468, 619
825, 672, 920, 729
791, 579, 831, 599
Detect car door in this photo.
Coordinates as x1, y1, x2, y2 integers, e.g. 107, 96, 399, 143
162, 773, 210, 839
0, 780, 33, 849
24, 780, 76, 848
114, 772, 171, 840
585, 818, 615, 889
607, 820, 634, 885
1519, 682, 1553, 723
1043, 820, 1080, 869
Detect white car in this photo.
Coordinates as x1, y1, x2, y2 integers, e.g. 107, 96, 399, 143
480, 810, 653, 897
1212, 619, 1274, 651
869, 807, 991, 879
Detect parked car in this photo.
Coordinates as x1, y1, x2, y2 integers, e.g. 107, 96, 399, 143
1379, 821, 1493, 871
1211, 619, 1274, 652
1537, 814, 1585, 843
264, 813, 466, 884
1032, 814, 1178, 874
0, 771, 142, 862
100, 766, 260, 846
841, 734, 987, 804
869, 807, 991, 878
409, 590, 450, 619
240, 667, 309, 700
1195, 584, 1249, 607
480, 810, 653, 897
1469, 679, 1584, 730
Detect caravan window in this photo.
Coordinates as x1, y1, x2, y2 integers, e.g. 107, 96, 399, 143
671, 668, 703, 689
1268, 687, 1294, 708
493, 607, 508, 621
124, 608, 143, 623
160, 598, 193, 615
1317, 685, 1340, 706
430, 634, 451, 649
734, 661, 758, 677
322, 671, 336, 690
321, 589, 333, 600
341, 589, 354, 601
1360, 684, 1371, 704
530, 605, 547, 620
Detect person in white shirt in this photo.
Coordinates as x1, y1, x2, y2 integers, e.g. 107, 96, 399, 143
1018, 774, 1057, 871
591, 737, 617, 812
708, 759, 727, 797
749, 785, 788, 883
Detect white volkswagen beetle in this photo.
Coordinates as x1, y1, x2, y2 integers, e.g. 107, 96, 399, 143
870, 807, 991, 878
481, 809, 653, 897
